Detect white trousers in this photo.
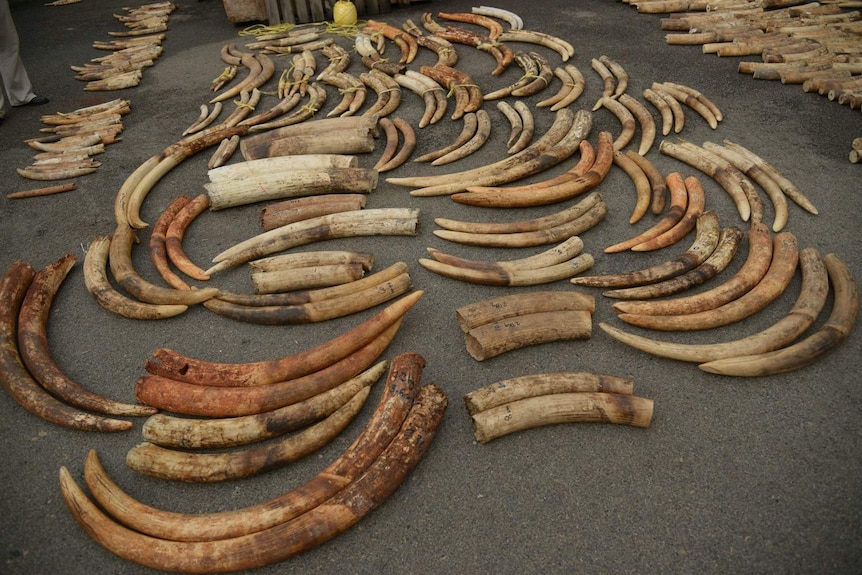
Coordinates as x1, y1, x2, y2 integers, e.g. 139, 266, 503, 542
0, 0, 36, 114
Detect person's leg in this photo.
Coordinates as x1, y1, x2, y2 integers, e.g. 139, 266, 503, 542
0, 0, 39, 108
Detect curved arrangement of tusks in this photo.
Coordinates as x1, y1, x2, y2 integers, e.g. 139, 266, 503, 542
391, 72, 442, 128
319, 71, 366, 117
205, 208, 420, 275
402, 19, 459, 67
572, 210, 722, 289
419, 63, 483, 119
643, 86, 684, 135
630, 173, 706, 252
365, 19, 419, 64
651, 81, 720, 129
59, 357, 448, 572
432, 109, 492, 166
413, 112, 479, 163
613, 150, 652, 224
359, 70, 402, 119
497, 29, 574, 62
470, 6, 523, 31
457, 291, 594, 361
467, 371, 652, 443
422, 12, 513, 76
0, 259, 142, 432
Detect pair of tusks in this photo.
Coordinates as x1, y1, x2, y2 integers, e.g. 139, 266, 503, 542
420, 233, 594, 286
572, 210, 722, 289
471, 6, 523, 31
319, 71, 366, 117
246, 82, 327, 133
182, 102, 222, 136
317, 43, 350, 79
211, 46, 275, 104
432, 110, 492, 166
434, 193, 609, 248
239, 115, 378, 160
496, 100, 534, 153
283, 50, 316, 97
412, 111, 483, 163
497, 29, 575, 62
206, 134, 240, 169
438, 10, 504, 40
250, 259, 367, 294
260, 193, 367, 231
591, 55, 629, 105
457, 291, 594, 361
244, 29, 321, 51
388, 108, 590, 197
602, 251, 858, 376
365, 19, 419, 64
451, 130, 612, 208
359, 70, 402, 118
58, 357, 448, 572
259, 38, 334, 56
537, 64, 586, 111
39, 98, 131, 125
615, 231, 800, 331
374, 117, 416, 171
393, 70, 447, 127
422, 12, 513, 75
484, 51, 553, 100
0, 258, 155, 432
402, 19, 459, 67
419, 63, 483, 120
466, 371, 652, 443
205, 207, 420, 275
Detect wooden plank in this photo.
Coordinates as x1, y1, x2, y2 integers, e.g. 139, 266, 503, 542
365, 0, 379, 15
293, 0, 310, 23
264, 0, 281, 23
309, 0, 325, 21
279, 0, 296, 23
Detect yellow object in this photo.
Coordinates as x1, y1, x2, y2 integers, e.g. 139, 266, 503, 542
333, 0, 358, 26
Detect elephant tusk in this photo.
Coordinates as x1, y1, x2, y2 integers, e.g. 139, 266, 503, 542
496, 100, 523, 149
597, 96, 637, 151
438, 11, 504, 40
498, 29, 574, 61
464, 371, 633, 415
164, 194, 211, 282
182, 102, 222, 136
319, 71, 363, 117
373, 117, 399, 170
259, 194, 367, 231
464, 310, 593, 361
0, 260, 134, 431
17, 254, 157, 417
246, 82, 327, 133
419, 253, 594, 287
431, 109, 491, 166
360, 70, 402, 119
427, 235, 585, 274
624, 150, 667, 214
365, 19, 419, 64
619, 94, 657, 155
83, 235, 188, 320
591, 58, 617, 108
237, 92, 302, 128
317, 43, 351, 80
375, 117, 416, 172
393, 72, 438, 127
550, 64, 586, 111
149, 195, 193, 290
508, 100, 535, 154
613, 150, 652, 224
630, 174, 706, 252
206, 133, 240, 169
699, 252, 857, 376
642, 87, 674, 136
510, 52, 554, 97
456, 291, 595, 333
598, 55, 629, 97
652, 82, 718, 129
600, 246, 830, 363
250, 263, 365, 294
470, 6, 523, 30
483, 51, 539, 100
618, 232, 799, 331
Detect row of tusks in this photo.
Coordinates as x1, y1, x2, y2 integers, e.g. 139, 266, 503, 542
71, 1, 176, 91
464, 371, 653, 443
58, 352, 448, 573
17, 98, 130, 183
455, 291, 595, 361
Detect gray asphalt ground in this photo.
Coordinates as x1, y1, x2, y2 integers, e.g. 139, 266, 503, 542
1, 0, 861, 573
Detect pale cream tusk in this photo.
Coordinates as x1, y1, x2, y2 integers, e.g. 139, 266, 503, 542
550, 64, 586, 111
456, 290, 595, 333
375, 117, 416, 172
207, 153, 358, 182
496, 100, 523, 149
642, 87, 674, 136
613, 150, 652, 224
419, 253, 594, 287
508, 100, 535, 154
431, 109, 491, 165
465, 310, 593, 361
630, 174, 706, 252
427, 235, 586, 275
599, 55, 629, 97
618, 93, 657, 155
498, 29, 574, 61
624, 150, 667, 214
591, 58, 616, 109
471, 6, 523, 30
652, 82, 718, 129
413, 112, 478, 163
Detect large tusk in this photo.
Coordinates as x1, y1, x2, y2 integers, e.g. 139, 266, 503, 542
642, 87, 675, 136
393, 72, 438, 128
211, 50, 274, 104
250, 250, 373, 274
438, 11, 504, 40
0, 260, 133, 431
420, 253, 594, 287
550, 64, 586, 111
319, 71, 363, 117
596, 96, 636, 151
508, 100, 535, 154
164, 194, 211, 281
600, 246, 830, 362
376, 117, 416, 172
405, 69, 448, 123
208, 153, 360, 182
652, 82, 718, 129
498, 29, 574, 61
82, 353, 427, 543
470, 6, 523, 30
470, 392, 653, 443
619, 232, 799, 331
452, 130, 612, 209
630, 174, 706, 252
146, 290, 423, 386
84, 235, 188, 320
206, 208, 419, 275
109, 224, 219, 305
605, 226, 743, 300
699, 252, 858, 376
373, 117, 399, 171
402, 19, 459, 67
625, 150, 667, 214
250, 263, 366, 294
465, 310, 593, 361
126, 387, 371, 482
572, 211, 721, 288
17, 254, 156, 417
428, 235, 585, 274
613, 150, 652, 224
431, 109, 492, 165
261, 195, 367, 231
619, 94, 657, 155
456, 290, 595, 333
365, 19, 419, 64
236, 92, 301, 128
141, 361, 387, 449
464, 371, 632, 415
605, 171, 688, 253
360, 70, 402, 119
537, 66, 574, 108
59, 382, 446, 571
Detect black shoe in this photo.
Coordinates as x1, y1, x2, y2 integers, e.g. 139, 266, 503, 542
22, 95, 49, 106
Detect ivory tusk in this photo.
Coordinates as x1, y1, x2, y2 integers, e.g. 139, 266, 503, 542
237, 92, 302, 128
537, 66, 573, 108
604, 226, 743, 300
164, 194, 211, 282
591, 58, 616, 108
699, 252, 858, 376
470, 6, 523, 30
618, 94, 657, 155
141, 361, 387, 449
618, 232, 799, 331
483, 51, 539, 101
631, 174, 706, 252
652, 82, 718, 128
376, 117, 416, 172
613, 150, 652, 224
82, 353, 427, 543
260, 194, 367, 231
365, 19, 419, 63
7, 182, 77, 199
59, 382, 446, 571
464, 310, 593, 361
661, 81, 723, 121
438, 11, 504, 40
149, 195, 193, 290
470, 392, 653, 443
393, 72, 438, 128
419, 254, 594, 287
496, 101, 523, 149
182, 102, 222, 136
206, 134, 240, 170
0, 260, 133, 431
84, 235, 189, 320
643, 87, 674, 136
599, 55, 629, 97
431, 109, 491, 166
625, 150, 667, 214
456, 290, 595, 333
550, 64, 586, 111
208, 153, 359, 182
508, 100, 535, 154
511, 52, 554, 97
17, 254, 157, 417
498, 29, 574, 61
597, 96, 636, 151
239, 114, 377, 159
428, 235, 586, 275
413, 112, 478, 163
600, 247, 830, 363
604, 171, 687, 253
126, 387, 371, 482
246, 82, 327, 133
251, 263, 366, 294
464, 371, 633, 415
319, 71, 362, 117
373, 117, 399, 170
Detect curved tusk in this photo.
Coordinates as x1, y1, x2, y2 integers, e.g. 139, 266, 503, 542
405, 69, 448, 123
597, 95, 636, 151
431, 109, 491, 166
365, 19, 419, 64
613, 150, 652, 224
537, 66, 574, 108
470, 6, 523, 30
498, 29, 574, 61
464, 371, 633, 415
0, 260, 133, 431
613, 223, 774, 316
618, 231, 799, 331
59, 382, 446, 571
141, 361, 387, 449
206, 133, 240, 169
496, 100, 523, 149
604, 171, 687, 253
372, 117, 399, 170
508, 100, 535, 154
438, 10, 504, 40
376, 117, 416, 172
465, 310, 593, 361
428, 235, 585, 274
319, 71, 363, 117
393, 72, 438, 128
599, 55, 629, 98
572, 210, 721, 289
604, 226, 743, 300
550, 64, 586, 111
83, 235, 188, 320
182, 102, 222, 136
247, 82, 327, 133
511, 52, 554, 97
165, 193, 211, 281
250, 249, 373, 274
456, 290, 595, 333
419, 253, 595, 287
483, 51, 539, 101
661, 81, 723, 121
149, 196, 193, 290
237, 92, 302, 128
653, 82, 718, 129
126, 387, 371, 482
413, 111, 478, 163
618, 94, 657, 155
260, 195, 367, 231
699, 252, 858, 376
630, 174, 706, 252
600, 246, 830, 363
642, 87, 674, 136
82, 353, 428, 543
470, 392, 653, 443
624, 149, 667, 214
590, 58, 616, 108
17, 254, 157, 417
